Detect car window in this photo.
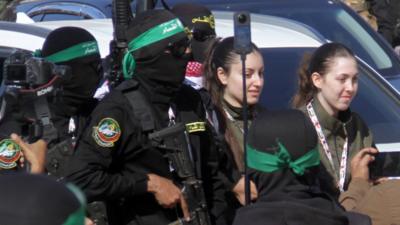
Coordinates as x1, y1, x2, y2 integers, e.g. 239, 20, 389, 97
335, 10, 392, 71
24, 2, 108, 22
31, 13, 85, 21
261, 7, 400, 75
169, 0, 400, 79
260, 47, 400, 144
352, 64, 400, 143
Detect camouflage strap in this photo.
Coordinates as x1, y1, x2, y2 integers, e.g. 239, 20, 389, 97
87, 201, 109, 225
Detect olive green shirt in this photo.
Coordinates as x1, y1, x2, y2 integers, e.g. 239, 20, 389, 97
222, 101, 253, 171
299, 98, 374, 196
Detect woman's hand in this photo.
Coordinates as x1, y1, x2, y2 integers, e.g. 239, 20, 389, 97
232, 176, 258, 205
11, 133, 47, 174
85, 217, 94, 225
350, 147, 378, 181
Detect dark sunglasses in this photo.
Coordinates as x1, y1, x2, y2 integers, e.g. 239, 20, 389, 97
190, 29, 216, 42
166, 38, 191, 58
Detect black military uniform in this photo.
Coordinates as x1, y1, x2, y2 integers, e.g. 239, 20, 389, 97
39, 27, 102, 177
65, 9, 227, 225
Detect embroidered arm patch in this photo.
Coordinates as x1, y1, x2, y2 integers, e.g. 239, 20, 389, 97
0, 139, 21, 169
92, 118, 121, 147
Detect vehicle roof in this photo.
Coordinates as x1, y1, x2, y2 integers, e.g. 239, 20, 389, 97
2, 11, 323, 57
0, 21, 50, 52
16, 0, 115, 19
161, 0, 339, 9
18, 0, 112, 9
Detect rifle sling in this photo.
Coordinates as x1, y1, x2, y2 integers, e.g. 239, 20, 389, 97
33, 96, 58, 143
117, 80, 155, 132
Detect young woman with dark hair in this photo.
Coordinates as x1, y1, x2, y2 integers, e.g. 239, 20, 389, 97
203, 37, 264, 209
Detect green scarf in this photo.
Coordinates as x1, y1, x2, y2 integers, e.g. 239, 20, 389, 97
247, 140, 320, 175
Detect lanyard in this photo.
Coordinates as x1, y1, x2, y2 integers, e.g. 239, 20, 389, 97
306, 100, 348, 192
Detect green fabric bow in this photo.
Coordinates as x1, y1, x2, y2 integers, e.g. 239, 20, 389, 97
247, 141, 320, 175
62, 184, 87, 225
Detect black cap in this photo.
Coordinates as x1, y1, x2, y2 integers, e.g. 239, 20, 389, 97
41, 26, 101, 64
0, 173, 83, 225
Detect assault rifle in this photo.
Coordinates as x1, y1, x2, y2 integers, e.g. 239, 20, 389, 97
149, 123, 211, 225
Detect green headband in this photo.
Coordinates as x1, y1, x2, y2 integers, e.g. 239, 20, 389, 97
122, 18, 185, 79
62, 184, 86, 225
247, 141, 320, 175
44, 41, 99, 63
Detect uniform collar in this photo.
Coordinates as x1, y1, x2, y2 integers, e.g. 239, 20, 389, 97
311, 97, 352, 134
222, 99, 257, 120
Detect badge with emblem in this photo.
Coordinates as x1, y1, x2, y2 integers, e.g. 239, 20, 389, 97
92, 118, 121, 147
0, 139, 21, 169
186, 122, 206, 133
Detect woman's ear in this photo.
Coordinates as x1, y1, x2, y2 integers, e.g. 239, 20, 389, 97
217, 67, 228, 85
311, 72, 323, 89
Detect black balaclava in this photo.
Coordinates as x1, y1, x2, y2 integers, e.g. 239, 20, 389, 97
124, 9, 190, 105
0, 173, 85, 225
172, 3, 216, 63
40, 27, 102, 117
232, 109, 349, 225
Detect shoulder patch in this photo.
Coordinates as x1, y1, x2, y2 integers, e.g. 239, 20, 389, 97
92, 118, 121, 147
0, 139, 21, 169
186, 122, 206, 133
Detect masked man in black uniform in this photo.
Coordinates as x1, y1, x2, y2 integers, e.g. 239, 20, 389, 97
0, 27, 102, 174
39, 27, 103, 177
65, 9, 227, 225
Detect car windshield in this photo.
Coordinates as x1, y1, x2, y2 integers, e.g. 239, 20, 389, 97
165, 0, 400, 79
262, 6, 400, 77
260, 47, 400, 144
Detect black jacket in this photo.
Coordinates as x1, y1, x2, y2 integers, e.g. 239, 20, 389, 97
65, 80, 227, 225
368, 0, 400, 46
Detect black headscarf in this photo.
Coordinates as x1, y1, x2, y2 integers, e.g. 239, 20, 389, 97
41, 26, 102, 117
172, 3, 216, 63
233, 109, 349, 225
124, 9, 191, 122
0, 172, 85, 225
